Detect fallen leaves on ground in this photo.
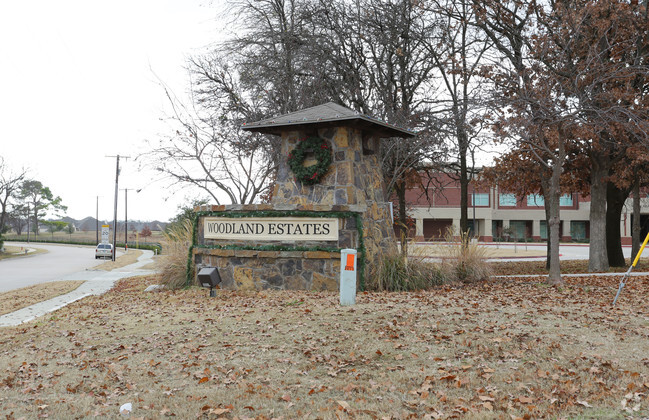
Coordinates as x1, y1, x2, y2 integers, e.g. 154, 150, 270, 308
92, 250, 143, 271
490, 257, 649, 276
0, 281, 85, 316
0, 273, 648, 418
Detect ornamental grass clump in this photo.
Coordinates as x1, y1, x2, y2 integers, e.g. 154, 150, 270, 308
158, 219, 196, 289
439, 228, 492, 283
370, 251, 445, 292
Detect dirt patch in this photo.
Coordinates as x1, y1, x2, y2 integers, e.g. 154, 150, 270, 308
92, 250, 143, 271
0, 280, 85, 316
0, 274, 647, 418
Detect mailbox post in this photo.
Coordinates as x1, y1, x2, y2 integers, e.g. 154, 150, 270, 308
340, 249, 357, 306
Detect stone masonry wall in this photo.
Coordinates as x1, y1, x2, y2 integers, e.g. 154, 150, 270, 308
198, 249, 341, 291
193, 204, 362, 291
272, 126, 398, 276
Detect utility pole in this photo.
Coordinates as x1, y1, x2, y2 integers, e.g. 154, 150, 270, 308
472, 184, 476, 238
125, 189, 128, 252
121, 189, 132, 252
107, 155, 129, 261
96, 196, 99, 244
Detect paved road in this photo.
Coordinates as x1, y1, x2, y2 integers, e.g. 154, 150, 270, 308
480, 243, 632, 262
0, 242, 119, 293
415, 242, 635, 262
0, 249, 155, 327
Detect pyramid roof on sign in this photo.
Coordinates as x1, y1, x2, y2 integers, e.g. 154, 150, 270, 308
241, 102, 415, 138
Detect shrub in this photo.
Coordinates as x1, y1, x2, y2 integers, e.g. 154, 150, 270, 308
438, 228, 492, 283
369, 252, 445, 292
158, 219, 195, 289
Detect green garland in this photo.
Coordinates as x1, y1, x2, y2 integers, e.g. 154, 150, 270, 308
287, 136, 332, 185
186, 210, 366, 291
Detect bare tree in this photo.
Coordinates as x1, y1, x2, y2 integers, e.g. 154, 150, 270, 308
0, 156, 26, 233
166, 0, 447, 237
143, 0, 320, 204
475, 0, 649, 277
307, 0, 446, 247
424, 0, 492, 235
472, 0, 574, 284
529, 0, 649, 270
142, 87, 274, 205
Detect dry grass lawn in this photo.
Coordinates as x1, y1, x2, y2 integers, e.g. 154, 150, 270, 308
491, 258, 649, 276
92, 250, 143, 271
1, 274, 648, 419
0, 281, 85, 316
0, 246, 47, 261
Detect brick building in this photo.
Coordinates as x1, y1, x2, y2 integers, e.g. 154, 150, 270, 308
402, 173, 645, 244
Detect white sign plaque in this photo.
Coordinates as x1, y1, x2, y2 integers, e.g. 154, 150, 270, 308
101, 225, 110, 244
204, 217, 339, 241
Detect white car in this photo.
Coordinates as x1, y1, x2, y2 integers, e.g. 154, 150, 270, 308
95, 243, 113, 259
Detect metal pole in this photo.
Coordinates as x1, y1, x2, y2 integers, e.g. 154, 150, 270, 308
96, 196, 99, 244
124, 189, 128, 252
112, 156, 120, 262
613, 231, 649, 305
472, 185, 476, 238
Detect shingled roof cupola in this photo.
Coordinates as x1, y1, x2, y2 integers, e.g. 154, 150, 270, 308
242, 102, 416, 269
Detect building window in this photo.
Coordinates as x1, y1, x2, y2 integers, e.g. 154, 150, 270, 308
509, 221, 528, 240
472, 193, 489, 206
499, 193, 517, 206
560, 194, 573, 206
527, 194, 544, 206
540, 220, 547, 240
467, 220, 478, 236
571, 221, 587, 240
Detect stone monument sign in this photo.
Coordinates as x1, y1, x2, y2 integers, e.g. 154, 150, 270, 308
191, 102, 415, 290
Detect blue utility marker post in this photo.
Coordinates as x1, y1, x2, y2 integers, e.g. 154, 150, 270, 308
340, 249, 357, 306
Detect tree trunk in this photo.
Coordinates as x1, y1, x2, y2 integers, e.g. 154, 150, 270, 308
606, 181, 629, 267
544, 203, 551, 270
33, 207, 39, 236
543, 165, 563, 285
0, 194, 8, 233
540, 136, 565, 285
589, 154, 609, 271
395, 180, 408, 257
459, 146, 469, 235
632, 173, 641, 259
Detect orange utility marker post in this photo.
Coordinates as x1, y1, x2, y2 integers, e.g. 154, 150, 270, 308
613, 231, 649, 305
340, 249, 357, 306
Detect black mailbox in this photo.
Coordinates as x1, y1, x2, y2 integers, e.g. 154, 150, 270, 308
198, 267, 221, 297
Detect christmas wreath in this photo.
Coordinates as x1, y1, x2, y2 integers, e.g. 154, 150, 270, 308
287, 136, 332, 185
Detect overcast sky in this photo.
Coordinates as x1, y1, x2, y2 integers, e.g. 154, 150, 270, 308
0, 1, 225, 222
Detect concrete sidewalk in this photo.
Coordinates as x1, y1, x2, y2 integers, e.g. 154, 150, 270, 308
0, 250, 156, 327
